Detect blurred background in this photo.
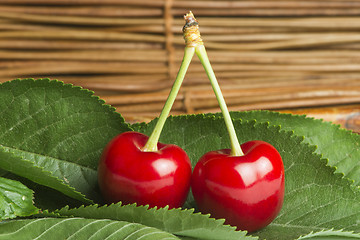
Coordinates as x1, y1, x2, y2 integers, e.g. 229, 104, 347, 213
1, 0, 360, 132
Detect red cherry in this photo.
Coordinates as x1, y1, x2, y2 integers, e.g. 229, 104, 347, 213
98, 131, 192, 209
191, 140, 285, 232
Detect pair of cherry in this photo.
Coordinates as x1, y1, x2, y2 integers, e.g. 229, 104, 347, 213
97, 12, 285, 233
98, 131, 284, 233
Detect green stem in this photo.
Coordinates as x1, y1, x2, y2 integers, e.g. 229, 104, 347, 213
142, 46, 195, 152
195, 45, 244, 156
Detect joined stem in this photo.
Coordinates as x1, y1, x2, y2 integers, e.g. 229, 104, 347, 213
142, 46, 195, 152
142, 11, 243, 156
185, 11, 244, 156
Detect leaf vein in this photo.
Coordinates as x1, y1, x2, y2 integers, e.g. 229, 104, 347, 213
104, 223, 137, 240
88, 221, 119, 240
66, 219, 110, 240
284, 198, 343, 226
1, 144, 97, 177
33, 218, 77, 240
123, 226, 152, 240
0, 87, 66, 140
313, 210, 360, 227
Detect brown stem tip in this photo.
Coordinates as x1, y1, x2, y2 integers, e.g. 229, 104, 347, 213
183, 11, 203, 47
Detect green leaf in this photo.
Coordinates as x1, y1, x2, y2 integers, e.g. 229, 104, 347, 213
47, 203, 256, 240
0, 146, 94, 204
0, 177, 38, 220
134, 115, 360, 239
297, 229, 360, 239
2, 172, 84, 212
226, 111, 360, 186
0, 217, 180, 240
2, 77, 358, 240
0, 79, 131, 203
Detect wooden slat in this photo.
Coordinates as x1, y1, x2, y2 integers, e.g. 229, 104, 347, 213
0, 0, 359, 131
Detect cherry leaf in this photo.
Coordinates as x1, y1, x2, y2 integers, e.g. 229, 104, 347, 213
0, 217, 179, 240
44, 203, 257, 240
0, 177, 38, 220
1, 79, 358, 240
0, 79, 131, 203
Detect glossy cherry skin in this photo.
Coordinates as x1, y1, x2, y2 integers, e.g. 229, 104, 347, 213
98, 131, 192, 209
191, 140, 285, 232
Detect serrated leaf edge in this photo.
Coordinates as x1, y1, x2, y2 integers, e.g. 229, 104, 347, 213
1, 78, 132, 131
42, 202, 257, 239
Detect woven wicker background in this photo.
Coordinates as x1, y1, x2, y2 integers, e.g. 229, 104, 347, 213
1, 0, 360, 131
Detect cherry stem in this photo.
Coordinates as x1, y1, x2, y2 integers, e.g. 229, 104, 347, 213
195, 45, 244, 156
142, 47, 195, 152
182, 11, 243, 156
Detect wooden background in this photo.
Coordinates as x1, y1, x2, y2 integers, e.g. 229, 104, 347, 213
0, 0, 360, 132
